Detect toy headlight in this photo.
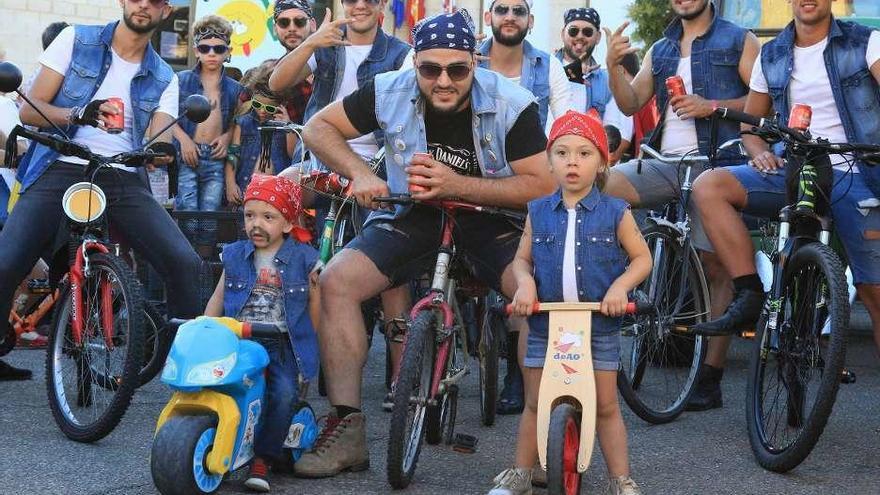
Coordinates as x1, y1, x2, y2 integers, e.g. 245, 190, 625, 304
161, 357, 178, 381
62, 182, 107, 223
185, 352, 237, 385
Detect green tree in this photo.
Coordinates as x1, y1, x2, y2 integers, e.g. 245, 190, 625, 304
627, 0, 675, 52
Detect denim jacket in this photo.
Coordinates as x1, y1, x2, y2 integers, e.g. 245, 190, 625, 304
18, 22, 175, 191
371, 67, 536, 222
479, 39, 552, 128
528, 187, 629, 337
651, 11, 749, 156
762, 18, 880, 198
176, 63, 242, 138
233, 112, 291, 191
554, 52, 612, 117
222, 237, 320, 379
304, 28, 410, 151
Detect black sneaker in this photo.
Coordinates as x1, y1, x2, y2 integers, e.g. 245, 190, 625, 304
0, 360, 32, 381
244, 457, 271, 492
685, 364, 723, 411
692, 288, 765, 336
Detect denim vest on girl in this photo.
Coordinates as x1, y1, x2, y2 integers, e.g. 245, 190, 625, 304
651, 13, 748, 156
18, 22, 175, 191
233, 112, 292, 191
370, 67, 536, 223
478, 39, 552, 128
761, 19, 880, 198
528, 187, 629, 337
221, 237, 319, 379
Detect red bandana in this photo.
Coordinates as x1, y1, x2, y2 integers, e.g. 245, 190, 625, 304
546, 110, 609, 163
243, 174, 302, 224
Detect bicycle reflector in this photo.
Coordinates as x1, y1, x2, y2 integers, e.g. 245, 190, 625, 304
62, 182, 107, 223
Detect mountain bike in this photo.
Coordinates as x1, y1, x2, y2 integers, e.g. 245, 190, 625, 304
715, 106, 880, 472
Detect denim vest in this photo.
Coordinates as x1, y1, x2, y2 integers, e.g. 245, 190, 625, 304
651, 13, 749, 156
762, 19, 880, 198
18, 22, 175, 192
528, 187, 628, 337
371, 67, 536, 222
478, 39, 552, 128
554, 52, 611, 117
234, 112, 292, 191
304, 28, 411, 149
221, 237, 320, 379
176, 64, 242, 138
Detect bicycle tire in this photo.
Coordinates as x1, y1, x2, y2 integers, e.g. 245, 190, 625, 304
746, 242, 848, 473
45, 253, 145, 443
138, 302, 170, 387
478, 294, 502, 426
546, 403, 582, 495
425, 329, 457, 445
618, 224, 708, 424
387, 310, 435, 489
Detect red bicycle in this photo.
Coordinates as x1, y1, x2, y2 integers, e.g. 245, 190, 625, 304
375, 194, 524, 489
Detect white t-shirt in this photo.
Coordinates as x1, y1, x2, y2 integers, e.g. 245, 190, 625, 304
603, 98, 634, 146
660, 57, 699, 156
308, 46, 415, 160
39, 26, 179, 171
0, 96, 21, 141
562, 208, 579, 303
750, 32, 880, 171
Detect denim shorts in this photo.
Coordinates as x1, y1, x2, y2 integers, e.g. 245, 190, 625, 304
524, 325, 620, 371
730, 164, 880, 284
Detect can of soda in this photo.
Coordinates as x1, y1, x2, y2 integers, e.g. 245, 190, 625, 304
104, 97, 124, 134
665, 76, 686, 98
788, 103, 812, 131
408, 152, 432, 193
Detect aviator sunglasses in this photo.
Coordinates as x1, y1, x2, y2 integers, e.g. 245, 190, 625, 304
196, 44, 230, 55
417, 62, 472, 82
567, 26, 595, 38
492, 4, 529, 17
276, 16, 309, 29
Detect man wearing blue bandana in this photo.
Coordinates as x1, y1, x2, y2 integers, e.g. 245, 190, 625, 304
294, 9, 555, 478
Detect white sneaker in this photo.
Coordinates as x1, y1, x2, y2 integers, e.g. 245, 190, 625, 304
608, 475, 641, 495
488, 467, 532, 495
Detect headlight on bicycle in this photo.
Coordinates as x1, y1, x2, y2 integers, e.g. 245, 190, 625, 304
62, 182, 107, 223
184, 352, 237, 385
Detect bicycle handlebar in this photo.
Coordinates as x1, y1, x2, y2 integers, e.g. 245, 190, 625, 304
10, 125, 164, 168
504, 300, 654, 316
257, 121, 305, 134
373, 194, 525, 221
639, 137, 744, 164
168, 318, 284, 339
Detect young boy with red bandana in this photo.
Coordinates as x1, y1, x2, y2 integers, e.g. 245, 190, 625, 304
489, 111, 651, 495
205, 174, 319, 492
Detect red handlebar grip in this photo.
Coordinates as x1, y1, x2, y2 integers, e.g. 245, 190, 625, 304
241, 322, 252, 339
625, 302, 636, 314
504, 302, 541, 316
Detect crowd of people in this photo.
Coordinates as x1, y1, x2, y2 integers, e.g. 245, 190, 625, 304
0, 0, 878, 494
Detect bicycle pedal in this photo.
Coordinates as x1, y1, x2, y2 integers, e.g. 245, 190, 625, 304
451, 433, 477, 454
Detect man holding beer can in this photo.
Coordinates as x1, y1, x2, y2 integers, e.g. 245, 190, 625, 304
603, 0, 760, 411
691, 0, 880, 360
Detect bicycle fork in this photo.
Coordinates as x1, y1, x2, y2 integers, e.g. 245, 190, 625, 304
70, 240, 114, 349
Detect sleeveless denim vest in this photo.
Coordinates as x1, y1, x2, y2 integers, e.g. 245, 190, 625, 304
18, 22, 175, 191
478, 39, 552, 128
762, 19, 880, 198
233, 112, 292, 192
222, 237, 320, 379
528, 187, 629, 337
371, 68, 536, 222
554, 51, 612, 117
651, 13, 749, 156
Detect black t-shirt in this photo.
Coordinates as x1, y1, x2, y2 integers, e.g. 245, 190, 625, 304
343, 80, 546, 177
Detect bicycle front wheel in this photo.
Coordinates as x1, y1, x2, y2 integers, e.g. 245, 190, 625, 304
387, 310, 436, 489
618, 224, 708, 424
746, 242, 848, 472
45, 253, 145, 442
478, 292, 503, 427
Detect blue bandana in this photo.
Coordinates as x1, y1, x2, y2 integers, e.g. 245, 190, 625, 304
413, 9, 476, 53
564, 8, 600, 29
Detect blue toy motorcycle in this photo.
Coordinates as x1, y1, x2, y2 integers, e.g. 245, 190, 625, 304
150, 317, 319, 495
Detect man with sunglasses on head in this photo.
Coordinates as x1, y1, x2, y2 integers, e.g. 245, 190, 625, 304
294, 9, 554, 478
0, 0, 203, 371
272, 0, 316, 126
173, 15, 243, 226
604, 0, 760, 412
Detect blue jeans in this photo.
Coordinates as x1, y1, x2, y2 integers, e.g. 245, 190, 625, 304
255, 336, 300, 460
730, 165, 880, 284
175, 144, 224, 246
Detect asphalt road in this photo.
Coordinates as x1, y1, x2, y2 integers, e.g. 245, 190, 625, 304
1, 334, 879, 495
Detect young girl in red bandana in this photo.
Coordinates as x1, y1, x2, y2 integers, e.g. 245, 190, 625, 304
205, 174, 320, 492
489, 111, 652, 495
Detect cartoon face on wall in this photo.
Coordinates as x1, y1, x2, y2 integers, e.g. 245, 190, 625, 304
216, 0, 270, 56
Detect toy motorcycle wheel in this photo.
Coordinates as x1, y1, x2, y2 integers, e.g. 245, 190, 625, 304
547, 403, 582, 495
151, 415, 223, 495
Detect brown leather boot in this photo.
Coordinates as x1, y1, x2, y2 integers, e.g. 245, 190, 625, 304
293, 412, 369, 478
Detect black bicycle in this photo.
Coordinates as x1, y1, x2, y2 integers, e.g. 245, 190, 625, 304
715, 107, 880, 472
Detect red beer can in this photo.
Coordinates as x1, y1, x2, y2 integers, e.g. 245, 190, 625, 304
788, 103, 812, 131
665, 76, 686, 98
104, 97, 124, 134
408, 152, 432, 193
